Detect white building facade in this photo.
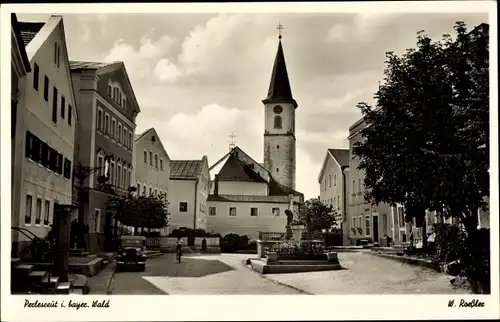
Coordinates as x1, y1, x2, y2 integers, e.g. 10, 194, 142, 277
168, 157, 210, 233
12, 16, 77, 253
133, 128, 171, 235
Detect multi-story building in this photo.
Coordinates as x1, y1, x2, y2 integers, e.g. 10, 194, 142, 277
11, 13, 32, 255
347, 117, 394, 245
133, 128, 171, 235
168, 157, 210, 233
317, 148, 350, 244
12, 16, 77, 255
70, 60, 140, 252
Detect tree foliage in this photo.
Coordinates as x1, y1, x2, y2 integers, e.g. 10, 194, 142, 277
107, 194, 170, 230
297, 198, 340, 233
352, 22, 489, 292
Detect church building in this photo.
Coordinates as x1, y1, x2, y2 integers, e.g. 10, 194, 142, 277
206, 32, 304, 239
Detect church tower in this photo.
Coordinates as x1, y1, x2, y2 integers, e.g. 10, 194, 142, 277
263, 26, 297, 190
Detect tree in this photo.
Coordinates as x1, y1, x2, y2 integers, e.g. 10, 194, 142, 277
107, 195, 170, 233
352, 22, 489, 293
297, 198, 340, 233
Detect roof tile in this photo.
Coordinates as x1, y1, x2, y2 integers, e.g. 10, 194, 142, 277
170, 160, 203, 179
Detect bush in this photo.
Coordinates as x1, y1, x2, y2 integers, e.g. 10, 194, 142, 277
432, 223, 466, 264
270, 240, 325, 260
220, 233, 241, 253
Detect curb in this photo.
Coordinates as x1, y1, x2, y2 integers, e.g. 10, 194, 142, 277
242, 260, 313, 295
369, 252, 440, 272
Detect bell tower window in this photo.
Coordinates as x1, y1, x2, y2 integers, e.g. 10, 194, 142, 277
274, 116, 282, 129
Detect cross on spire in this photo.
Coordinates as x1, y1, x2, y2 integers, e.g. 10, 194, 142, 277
228, 132, 236, 151
277, 22, 284, 40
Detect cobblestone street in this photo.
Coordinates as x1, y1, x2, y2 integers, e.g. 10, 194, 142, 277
107, 251, 469, 295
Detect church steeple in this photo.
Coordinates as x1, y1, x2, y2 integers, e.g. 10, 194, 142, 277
262, 27, 298, 109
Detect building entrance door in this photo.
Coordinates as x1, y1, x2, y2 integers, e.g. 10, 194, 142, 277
372, 215, 379, 243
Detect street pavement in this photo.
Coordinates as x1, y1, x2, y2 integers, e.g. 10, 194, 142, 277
107, 251, 468, 295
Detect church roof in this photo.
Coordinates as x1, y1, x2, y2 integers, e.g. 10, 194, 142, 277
217, 152, 267, 183
262, 40, 297, 108
328, 149, 350, 167
170, 160, 203, 180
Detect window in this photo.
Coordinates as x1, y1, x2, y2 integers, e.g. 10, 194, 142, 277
123, 167, 127, 188
118, 123, 122, 142
63, 158, 72, 179
25, 131, 33, 159
324, 180, 327, 190
54, 42, 60, 67
155, 154, 158, 168
110, 162, 115, 185
229, 207, 236, 216
97, 108, 103, 130
251, 207, 258, 216
329, 174, 332, 187
142, 186, 146, 196
137, 183, 141, 194
108, 85, 112, 97
179, 202, 188, 212
97, 155, 104, 176
25, 195, 33, 225
149, 151, 153, 166
271, 208, 279, 217
43, 76, 49, 102
358, 216, 362, 231
128, 169, 131, 188
149, 187, 152, 196
35, 198, 42, 225
334, 175, 337, 186
337, 195, 340, 208
94, 209, 101, 232
56, 153, 63, 174
144, 151, 147, 163
44, 200, 50, 225
160, 159, 163, 170
333, 197, 336, 206
33, 63, 39, 91
117, 164, 122, 188
358, 178, 362, 193
111, 119, 116, 138
155, 189, 158, 196
52, 87, 58, 123
352, 180, 356, 194
123, 127, 127, 147
60, 96, 65, 119
352, 216, 356, 229
398, 207, 405, 227
276, 168, 279, 173
209, 207, 216, 216
68, 105, 72, 126
274, 116, 282, 129
365, 215, 371, 236
277, 145, 280, 149
104, 114, 109, 134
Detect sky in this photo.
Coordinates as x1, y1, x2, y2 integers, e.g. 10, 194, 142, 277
17, 11, 488, 199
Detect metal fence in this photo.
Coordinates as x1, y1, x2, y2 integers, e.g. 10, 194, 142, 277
258, 232, 286, 241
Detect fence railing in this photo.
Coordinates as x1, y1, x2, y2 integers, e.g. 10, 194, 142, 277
146, 237, 220, 249
258, 232, 286, 241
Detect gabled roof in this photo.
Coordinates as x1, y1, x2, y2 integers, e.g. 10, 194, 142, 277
69, 60, 141, 114
217, 152, 267, 183
170, 160, 203, 180
18, 21, 45, 46
207, 194, 290, 204
328, 149, 350, 167
268, 178, 303, 197
209, 146, 269, 179
262, 39, 297, 108
317, 148, 350, 182
135, 128, 170, 161
19, 16, 79, 123
11, 14, 31, 72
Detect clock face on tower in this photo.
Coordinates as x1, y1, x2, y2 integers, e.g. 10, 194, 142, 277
273, 105, 283, 114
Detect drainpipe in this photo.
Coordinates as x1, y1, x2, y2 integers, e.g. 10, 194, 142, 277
341, 166, 349, 245
193, 177, 199, 230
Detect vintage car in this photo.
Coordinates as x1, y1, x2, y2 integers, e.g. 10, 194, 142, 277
116, 235, 147, 272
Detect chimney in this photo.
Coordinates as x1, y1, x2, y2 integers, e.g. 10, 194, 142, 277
214, 174, 219, 196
